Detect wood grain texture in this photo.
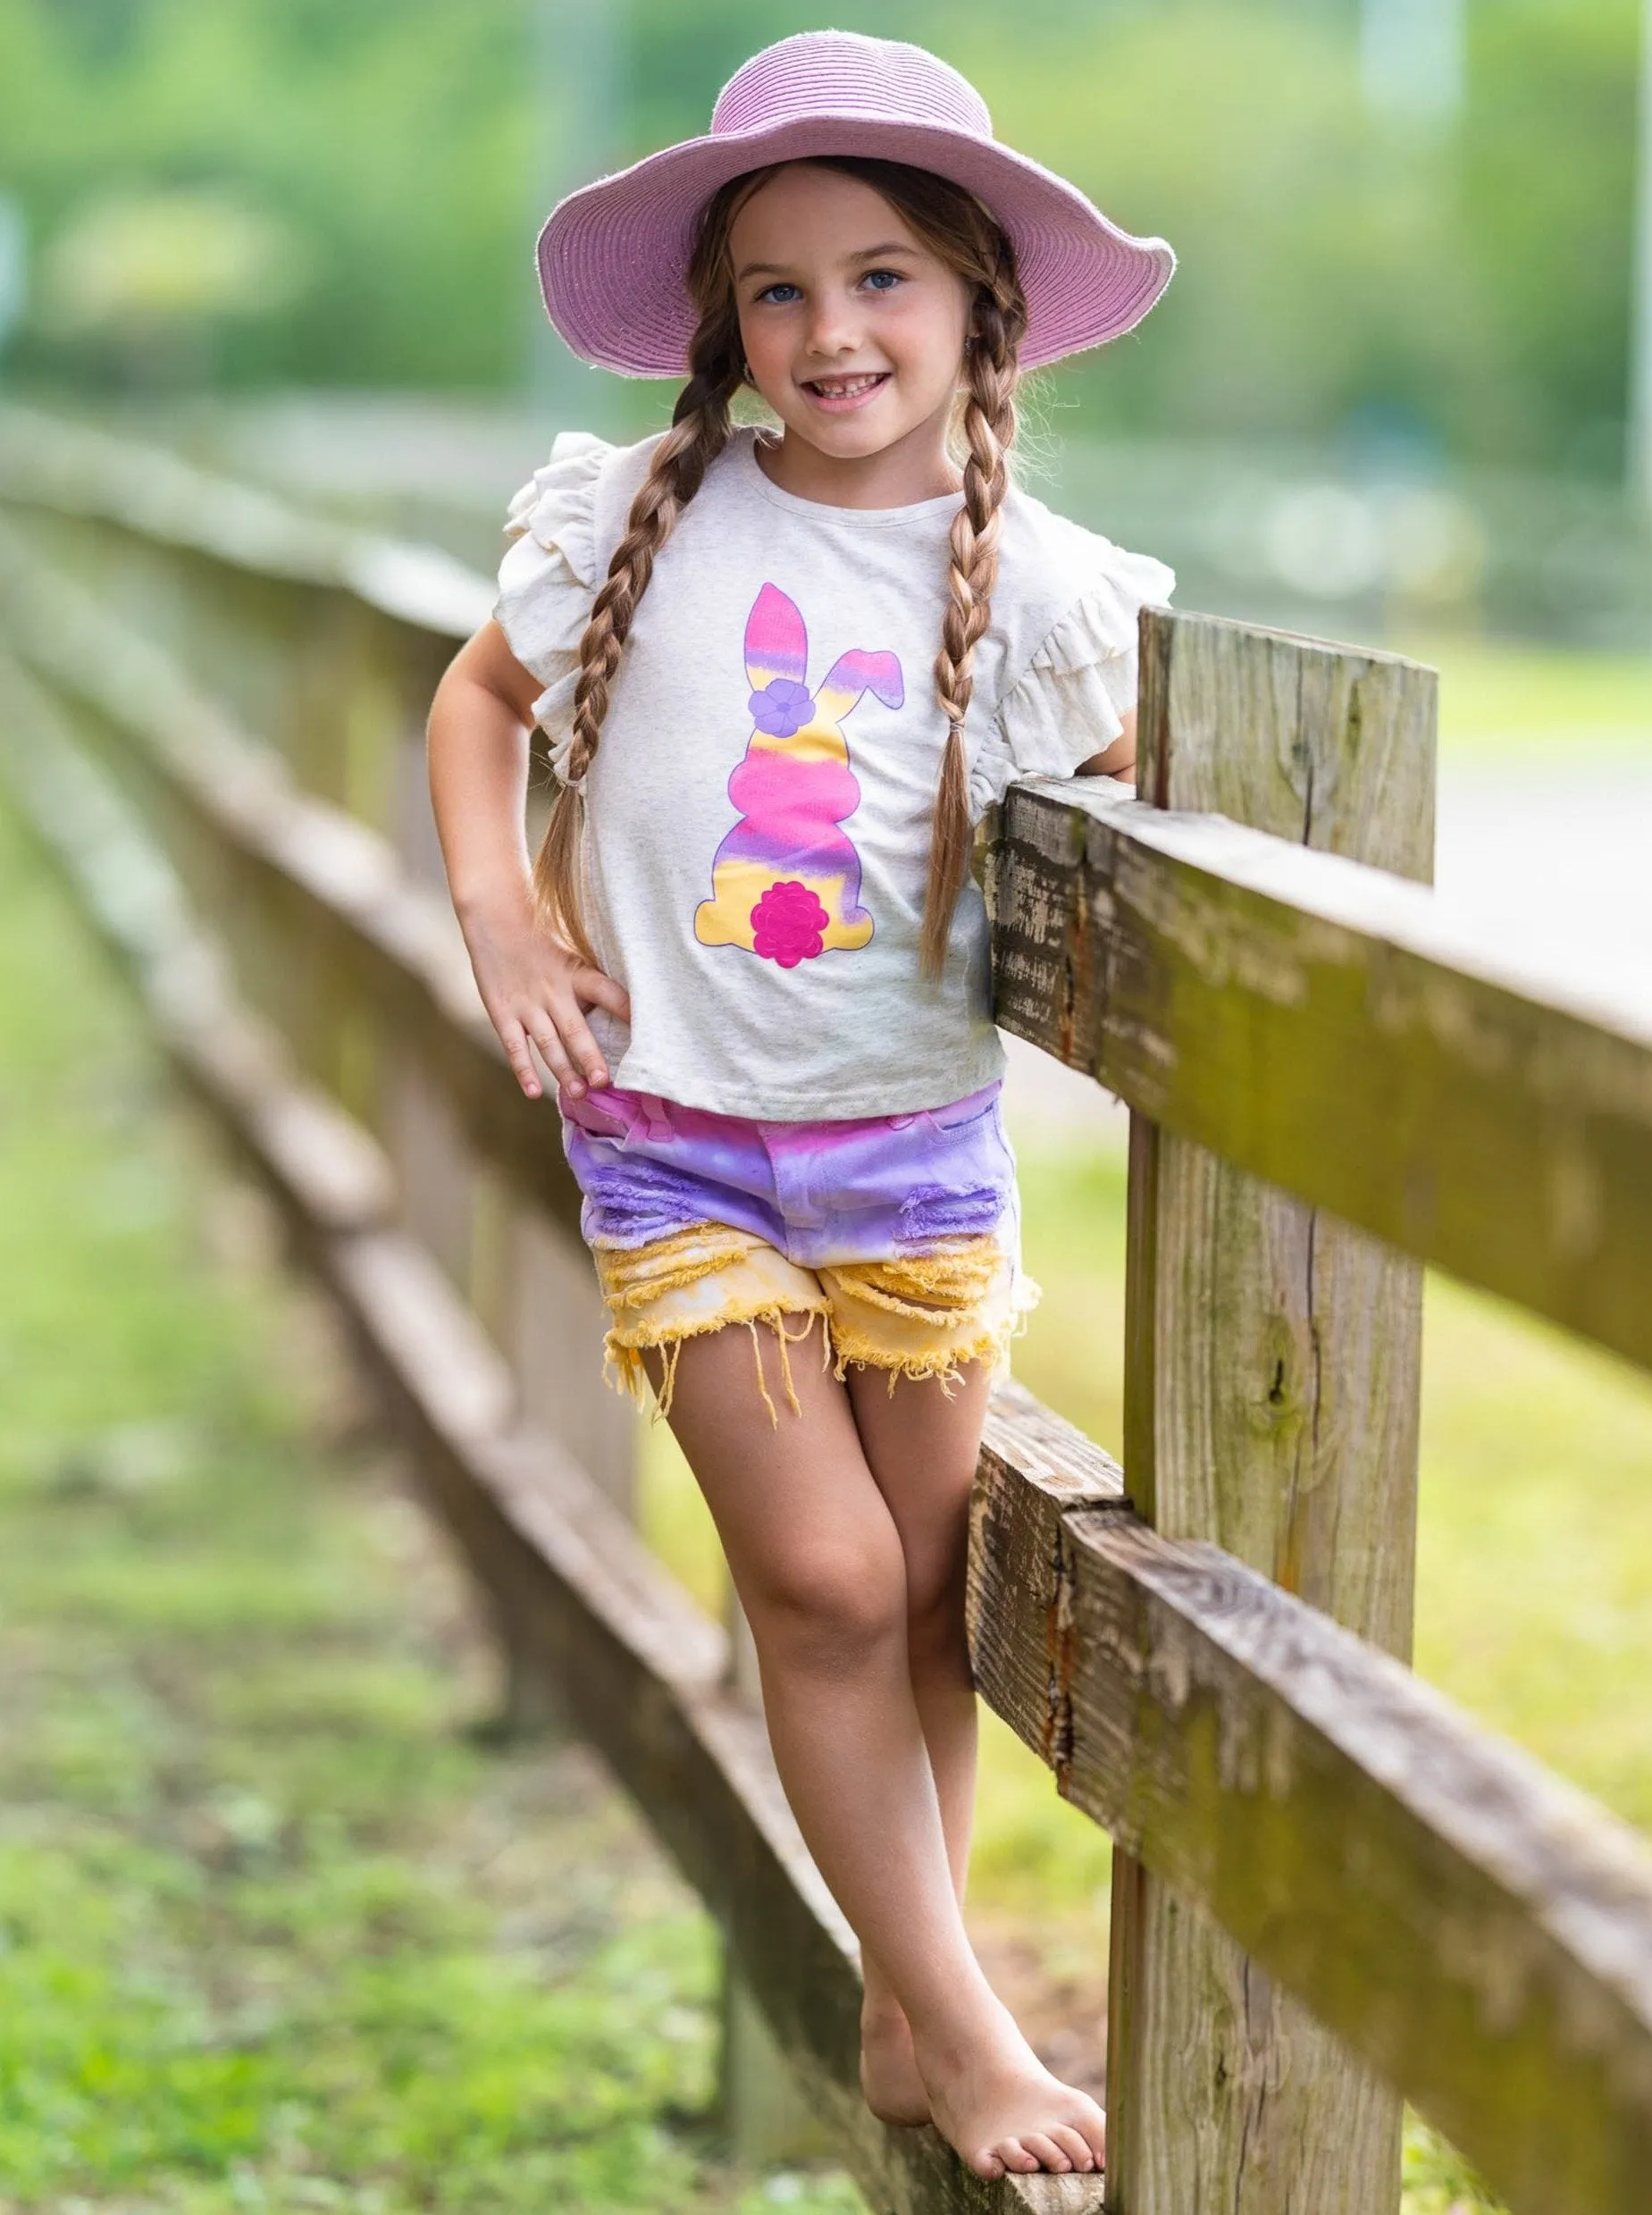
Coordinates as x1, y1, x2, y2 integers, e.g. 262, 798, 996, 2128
985, 764, 1652, 1380
969, 1382, 1127, 1796
0, 651, 1104, 2215
1106, 612, 1434, 2214
967, 1439, 1652, 2215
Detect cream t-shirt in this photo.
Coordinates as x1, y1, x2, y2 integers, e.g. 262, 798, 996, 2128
493, 426, 1173, 1121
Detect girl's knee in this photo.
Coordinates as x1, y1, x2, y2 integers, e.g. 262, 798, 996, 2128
742, 1534, 909, 1674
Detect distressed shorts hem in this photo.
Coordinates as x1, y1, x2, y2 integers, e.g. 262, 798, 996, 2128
591, 1224, 1038, 1426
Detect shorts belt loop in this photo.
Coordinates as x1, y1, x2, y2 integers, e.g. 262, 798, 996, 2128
634, 1092, 676, 1143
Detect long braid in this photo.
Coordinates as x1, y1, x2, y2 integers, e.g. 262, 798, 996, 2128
920, 270, 1027, 981
531, 306, 743, 965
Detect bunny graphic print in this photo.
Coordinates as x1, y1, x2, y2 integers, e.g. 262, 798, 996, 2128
491, 427, 1172, 1119
695, 583, 901, 966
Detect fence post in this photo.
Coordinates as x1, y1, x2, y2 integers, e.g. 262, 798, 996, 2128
1105, 611, 1437, 2212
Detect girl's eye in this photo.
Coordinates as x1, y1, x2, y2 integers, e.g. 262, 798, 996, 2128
862, 269, 902, 293
757, 282, 801, 305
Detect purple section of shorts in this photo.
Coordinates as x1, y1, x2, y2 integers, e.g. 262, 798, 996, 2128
557, 1081, 1016, 1271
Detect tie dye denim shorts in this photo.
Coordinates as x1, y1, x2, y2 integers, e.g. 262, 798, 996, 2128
557, 1079, 1037, 1423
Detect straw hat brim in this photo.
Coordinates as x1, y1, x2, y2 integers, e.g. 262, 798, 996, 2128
537, 113, 1175, 378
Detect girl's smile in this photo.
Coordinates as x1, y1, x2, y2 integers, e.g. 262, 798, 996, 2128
799, 368, 893, 411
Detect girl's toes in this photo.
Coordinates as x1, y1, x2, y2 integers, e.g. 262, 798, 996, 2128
970, 2149, 1006, 2180
1051, 2123, 1095, 2170
999, 2136, 1041, 2174
1021, 2133, 1071, 2171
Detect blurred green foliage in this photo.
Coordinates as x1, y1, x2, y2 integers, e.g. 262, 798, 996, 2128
0, 0, 1639, 473
1, 0, 532, 390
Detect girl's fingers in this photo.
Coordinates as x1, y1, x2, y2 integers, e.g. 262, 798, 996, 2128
549, 996, 609, 1089
495, 1016, 544, 1100
574, 967, 632, 1025
527, 1017, 581, 1096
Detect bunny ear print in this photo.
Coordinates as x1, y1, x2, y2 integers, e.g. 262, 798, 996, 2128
818, 649, 904, 715
745, 583, 809, 692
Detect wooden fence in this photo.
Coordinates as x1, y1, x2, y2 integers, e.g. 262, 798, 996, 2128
1, 401, 1650, 2215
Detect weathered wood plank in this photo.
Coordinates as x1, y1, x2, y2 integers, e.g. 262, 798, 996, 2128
0, 521, 586, 1246
1122, 611, 1432, 1629
0, 400, 490, 639
968, 1448, 1652, 2215
987, 766, 1652, 1379
1106, 611, 1433, 2212
969, 1383, 1126, 1792
0, 646, 1105, 2215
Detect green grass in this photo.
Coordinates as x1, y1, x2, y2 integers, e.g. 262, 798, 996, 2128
1404, 631, 1652, 763
0, 803, 860, 2212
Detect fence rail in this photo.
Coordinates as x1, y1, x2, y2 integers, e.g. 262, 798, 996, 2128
993, 770, 1652, 1375
3, 404, 1651, 2215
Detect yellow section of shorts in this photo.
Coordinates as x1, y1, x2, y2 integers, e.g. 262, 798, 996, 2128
591, 1222, 1038, 1425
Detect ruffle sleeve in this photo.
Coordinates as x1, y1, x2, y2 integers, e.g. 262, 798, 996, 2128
492, 431, 610, 788
969, 539, 1176, 820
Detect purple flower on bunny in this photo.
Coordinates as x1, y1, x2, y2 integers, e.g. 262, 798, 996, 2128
749, 676, 815, 738
694, 583, 902, 962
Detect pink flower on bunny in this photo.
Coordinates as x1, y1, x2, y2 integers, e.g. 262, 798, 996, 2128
751, 880, 831, 968
693, 583, 902, 962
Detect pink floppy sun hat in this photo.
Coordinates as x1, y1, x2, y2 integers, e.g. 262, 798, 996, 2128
536, 29, 1176, 378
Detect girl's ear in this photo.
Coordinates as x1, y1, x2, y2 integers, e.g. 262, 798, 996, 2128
745, 583, 808, 689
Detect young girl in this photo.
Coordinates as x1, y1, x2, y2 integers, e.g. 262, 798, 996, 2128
427, 29, 1173, 2182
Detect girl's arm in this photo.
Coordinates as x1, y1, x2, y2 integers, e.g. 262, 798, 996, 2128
1074, 706, 1136, 783
427, 620, 628, 1101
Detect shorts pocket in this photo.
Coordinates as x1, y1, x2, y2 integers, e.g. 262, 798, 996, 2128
559, 1084, 648, 1143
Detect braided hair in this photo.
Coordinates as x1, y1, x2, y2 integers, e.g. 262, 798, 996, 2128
532, 155, 1027, 985
921, 236, 1025, 977
529, 263, 745, 965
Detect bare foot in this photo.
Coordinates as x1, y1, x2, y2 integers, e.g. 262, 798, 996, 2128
860, 1991, 931, 2127
912, 1996, 1107, 2179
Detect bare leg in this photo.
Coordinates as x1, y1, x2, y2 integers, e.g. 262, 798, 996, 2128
646, 1321, 1104, 2179
845, 1357, 988, 2125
